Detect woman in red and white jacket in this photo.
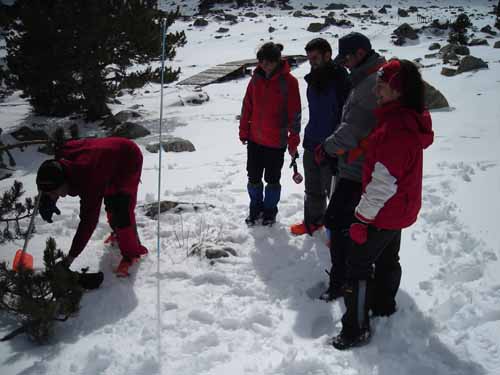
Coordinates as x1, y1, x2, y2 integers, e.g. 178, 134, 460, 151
331, 59, 434, 350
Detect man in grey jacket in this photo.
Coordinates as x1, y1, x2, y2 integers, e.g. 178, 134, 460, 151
316, 32, 386, 302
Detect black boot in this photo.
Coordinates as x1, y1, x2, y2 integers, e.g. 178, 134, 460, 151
245, 208, 262, 226
331, 280, 371, 350
262, 208, 277, 226
319, 268, 343, 302
319, 282, 343, 302
331, 327, 371, 350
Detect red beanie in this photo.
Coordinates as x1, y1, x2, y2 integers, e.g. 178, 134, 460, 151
378, 59, 402, 92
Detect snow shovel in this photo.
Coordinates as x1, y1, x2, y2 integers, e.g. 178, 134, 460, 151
12, 193, 41, 272
290, 152, 303, 184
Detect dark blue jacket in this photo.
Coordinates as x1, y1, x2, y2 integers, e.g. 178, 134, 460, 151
303, 62, 350, 151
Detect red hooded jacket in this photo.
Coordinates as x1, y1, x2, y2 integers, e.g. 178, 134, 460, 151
56, 137, 143, 258
239, 60, 301, 150
355, 101, 434, 229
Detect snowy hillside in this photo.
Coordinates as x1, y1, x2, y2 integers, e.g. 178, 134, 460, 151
1, 0, 500, 374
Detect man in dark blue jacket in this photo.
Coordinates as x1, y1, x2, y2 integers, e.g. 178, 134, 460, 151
290, 38, 349, 236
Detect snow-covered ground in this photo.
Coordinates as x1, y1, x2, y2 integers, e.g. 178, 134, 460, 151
1, 0, 500, 374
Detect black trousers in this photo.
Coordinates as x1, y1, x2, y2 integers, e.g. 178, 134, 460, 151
342, 227, 402, 337
323, 178, 363, 289
247, 141, 285, 185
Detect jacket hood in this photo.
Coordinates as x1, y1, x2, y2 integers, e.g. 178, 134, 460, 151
374, 101, 434, 150
253, 59, 290, 80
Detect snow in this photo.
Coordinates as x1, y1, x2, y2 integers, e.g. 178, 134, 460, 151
1, 0, 500, 374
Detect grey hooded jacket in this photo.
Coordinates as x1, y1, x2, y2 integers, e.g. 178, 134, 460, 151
323, 52, 386, 182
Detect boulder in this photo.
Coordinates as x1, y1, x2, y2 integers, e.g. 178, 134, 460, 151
303, 5, 318, 10
325, 17, 353, 27
111, 122, 150, 139
393, 23, 418, 40
325, 3, 349, 10
205, 247, 237, 259
146, 137, 196, 154
268, 26, 276, 33
468, 38, 489, 46
193, 18, 208, 27
143, 200, 215, 219
441, 67, 457, 77
378, 7, 387, 14
442, 51, 459, 63
244, 12, 258, 18
180, 91, 209, 106
494, 41, 500, 48
456, 55, 488, 74
454, 45, 470, 55
10, 126, 48, 141
424, 81, 449, 109
480, 25, 497, 36
429, 42, 441, 50
216, 27, 229, 33
307, 22, 328, 32
398, 8, 409, 17
101, 110, 142, 129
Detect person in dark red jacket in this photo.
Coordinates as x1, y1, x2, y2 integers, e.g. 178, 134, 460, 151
35, 137, 148, 277
331, 59, 434, 350
239, 42, 301, 226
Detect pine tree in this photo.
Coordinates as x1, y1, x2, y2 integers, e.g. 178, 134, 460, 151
0, 181, 35, 244
0, 237, 102, 343
3, 0, 186, 121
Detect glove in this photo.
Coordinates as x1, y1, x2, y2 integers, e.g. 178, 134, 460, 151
328, 153, 339, 175
314, 144, 326, 165
39, 194, 61, 223
288, 145, 297, 157
240, 138, 248, 145
349, 217, 370, 245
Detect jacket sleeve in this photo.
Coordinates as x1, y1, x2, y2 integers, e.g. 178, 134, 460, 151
355, 134, 409, 223
287, 76, 301, 150
323, 77, 377, 156
68, 195, 103, 259
239, 79, 253, 141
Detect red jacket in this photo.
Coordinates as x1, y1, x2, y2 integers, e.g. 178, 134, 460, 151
239, 60, 301, 150
56, 137, 143, 258
355, 101, 434, 229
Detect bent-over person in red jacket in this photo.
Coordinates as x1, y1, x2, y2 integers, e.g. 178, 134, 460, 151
239, 42, 301, 226
331, 59, 434, 350
36, 137, 148, 277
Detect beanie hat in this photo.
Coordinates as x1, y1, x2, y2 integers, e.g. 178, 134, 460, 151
378, 59, 402, 92
36, 160, 65, 192
333, 32, 372, 63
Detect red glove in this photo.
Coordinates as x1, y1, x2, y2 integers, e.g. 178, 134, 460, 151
288, 145, 297, 156
314, 144, 326, 165
349, 213, 373, 245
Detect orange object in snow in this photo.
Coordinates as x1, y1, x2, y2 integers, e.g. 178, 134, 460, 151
13, 249, 34, 271
12, 193, 40, 272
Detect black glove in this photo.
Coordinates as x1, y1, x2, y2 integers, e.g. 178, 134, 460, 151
327, 153, 339, 175
39, 193, 61, 223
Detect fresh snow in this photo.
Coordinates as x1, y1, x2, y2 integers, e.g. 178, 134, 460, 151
1, 1, 500, 374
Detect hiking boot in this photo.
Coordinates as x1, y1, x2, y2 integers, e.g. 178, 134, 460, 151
319, 284, 343, 302
330, 328, 371, 350
245, 211, 262, 226
262, 211, 277, 226
290, 222, 323, 236
114, 256, 140, 278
